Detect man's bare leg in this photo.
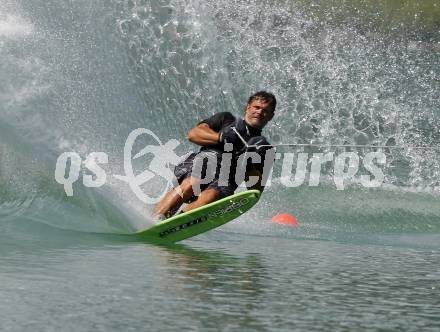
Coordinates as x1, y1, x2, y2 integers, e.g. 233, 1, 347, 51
182, 188, 220, 213
153, 177, 199, 218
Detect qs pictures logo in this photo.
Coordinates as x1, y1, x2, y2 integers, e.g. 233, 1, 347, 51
54, 128, 187, 203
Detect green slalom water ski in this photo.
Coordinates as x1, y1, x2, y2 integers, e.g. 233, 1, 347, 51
135, 190, 261, 243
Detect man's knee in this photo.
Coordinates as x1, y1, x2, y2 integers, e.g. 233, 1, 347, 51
198, 188, 220, 204
183, 188, 220, 212
177, 177, 199, 201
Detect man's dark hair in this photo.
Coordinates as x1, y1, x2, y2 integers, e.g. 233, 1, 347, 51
247, 91, 277, 112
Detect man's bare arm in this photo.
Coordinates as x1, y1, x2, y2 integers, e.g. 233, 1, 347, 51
187, 123, 220, 146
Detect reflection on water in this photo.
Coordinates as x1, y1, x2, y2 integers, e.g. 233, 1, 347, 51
154, 243, 267, 330
0, 222, 439, 331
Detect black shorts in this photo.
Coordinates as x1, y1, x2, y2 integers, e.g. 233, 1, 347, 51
173, 151, 236, 200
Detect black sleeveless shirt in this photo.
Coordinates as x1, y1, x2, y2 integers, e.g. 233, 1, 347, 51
198, 112, 271, 178
198, 112, 266, 153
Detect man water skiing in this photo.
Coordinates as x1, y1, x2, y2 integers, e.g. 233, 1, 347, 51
153, 91, 276, 220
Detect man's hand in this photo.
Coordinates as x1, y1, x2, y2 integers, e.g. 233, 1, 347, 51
218, 127, 238, 145
246, 136, 270, 152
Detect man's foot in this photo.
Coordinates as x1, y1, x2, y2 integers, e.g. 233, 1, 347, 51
152, 214, 167, 223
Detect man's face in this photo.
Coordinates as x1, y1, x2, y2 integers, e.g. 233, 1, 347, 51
244, 98, 274, 129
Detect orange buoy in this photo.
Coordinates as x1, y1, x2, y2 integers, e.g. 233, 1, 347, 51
271, 213, 298, 226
